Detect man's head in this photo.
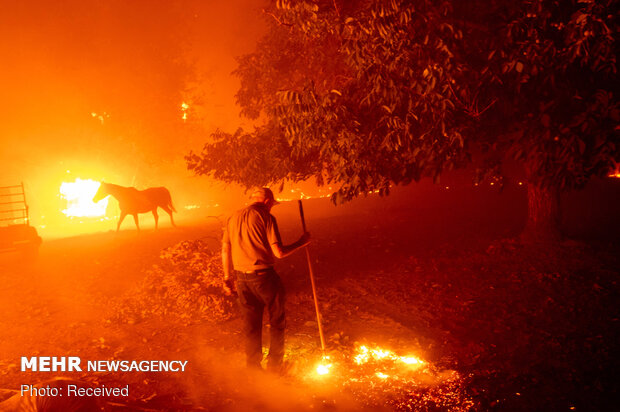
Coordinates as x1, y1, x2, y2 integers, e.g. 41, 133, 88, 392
250, 187, 280, 210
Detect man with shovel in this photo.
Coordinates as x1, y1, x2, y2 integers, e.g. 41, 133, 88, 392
222, 187, 310, 373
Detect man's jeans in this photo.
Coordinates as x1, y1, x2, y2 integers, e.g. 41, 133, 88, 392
235, 268, 286, 369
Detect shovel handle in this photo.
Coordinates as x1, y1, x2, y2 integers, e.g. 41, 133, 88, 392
297, 199, 326, 353
298, 200, 307, 232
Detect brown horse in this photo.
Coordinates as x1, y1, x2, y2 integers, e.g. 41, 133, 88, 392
93, 182, 176, 231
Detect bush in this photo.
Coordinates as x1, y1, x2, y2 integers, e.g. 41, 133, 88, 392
111, 240, 236, 325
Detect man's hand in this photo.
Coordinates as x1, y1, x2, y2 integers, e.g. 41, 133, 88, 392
223, 278, 235, 296
271, 231, 311, 259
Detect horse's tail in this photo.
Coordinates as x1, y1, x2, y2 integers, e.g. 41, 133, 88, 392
165, 188, 176, 213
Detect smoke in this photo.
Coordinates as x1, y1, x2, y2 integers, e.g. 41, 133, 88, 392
179, 340, 367, 411
0, 0, 267, 239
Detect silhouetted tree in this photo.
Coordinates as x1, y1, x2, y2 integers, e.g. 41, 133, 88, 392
187, 0, 619, 239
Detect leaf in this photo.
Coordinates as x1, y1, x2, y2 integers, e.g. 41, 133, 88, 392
578, 139, 586, 154
515, 62, 524, 73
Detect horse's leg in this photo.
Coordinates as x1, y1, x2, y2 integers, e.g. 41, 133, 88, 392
162, 206, 176, 227
152, 209, 159, 230
117, 212, 127, 232
133, 214, 140, 231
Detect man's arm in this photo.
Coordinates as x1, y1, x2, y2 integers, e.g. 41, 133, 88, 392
221, 241, 234, 295
270, 232, 311, 259
222, 241, 232, 278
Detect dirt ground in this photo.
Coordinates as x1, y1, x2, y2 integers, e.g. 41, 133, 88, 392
0, 183, 618, 411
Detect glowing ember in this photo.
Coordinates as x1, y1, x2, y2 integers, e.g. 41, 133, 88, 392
60, 179, 108, 217
316, 355, 333, 376
301, 342, 473, 409
316, 363, 332, 375
91, 111, 109, 124
400, 356, 423, 365
354, 344, 424, 366
338, 343, 476, 410
181, 102, 189, 121
371, 348, 391, 359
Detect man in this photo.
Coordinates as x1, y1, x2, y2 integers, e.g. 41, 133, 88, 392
222, 187, 310, 372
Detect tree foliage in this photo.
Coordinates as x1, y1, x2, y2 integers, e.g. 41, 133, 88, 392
186, 0, 619, 204
469, 0, 619, 190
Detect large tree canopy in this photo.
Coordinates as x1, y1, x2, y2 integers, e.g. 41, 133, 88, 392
186, 0, 619, 233
474, 0, 618, 183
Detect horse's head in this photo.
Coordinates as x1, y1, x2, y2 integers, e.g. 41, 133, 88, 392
92, 182, 108, 203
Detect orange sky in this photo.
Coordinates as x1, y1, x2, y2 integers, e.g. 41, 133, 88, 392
0, 0, 268, 236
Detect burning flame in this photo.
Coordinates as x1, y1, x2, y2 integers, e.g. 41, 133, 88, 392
91, 111, 109, 124
316, 363, 332, 375
274, 185, 388, 203
307, 344, 426, 384
315, 355, 333, 376
181, 102, 189, 121
303, 343, 473, 409
60, 179, 108, 217
354, 345, 424, 367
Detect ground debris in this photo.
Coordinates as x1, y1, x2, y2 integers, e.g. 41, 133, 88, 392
108, 240, 236, 325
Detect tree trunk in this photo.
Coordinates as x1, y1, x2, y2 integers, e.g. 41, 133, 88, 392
522, 183, 561, 242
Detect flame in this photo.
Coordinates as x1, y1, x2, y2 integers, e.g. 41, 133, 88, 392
371, 348, 391, 359
399, 356, 423, 365
60, 179, 108, 217
315, 355, 333, 376
274, 185, 391, 203
354, 344, 424, 367
316, 363, 332, 375
181, 102, 189, 121
302, 343, 474, 409
91, 111, 109, 124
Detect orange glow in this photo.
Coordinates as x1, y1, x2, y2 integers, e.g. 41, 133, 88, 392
181, 102, 189, 121
90, 111, 109, 124
399, 356, 423, 365
354, 344, 425, 367
608, 162, 620, 178
275, 184, 390, 203
60, 178, 108, 217
316, 363, 332, 375
315, 355, 333, 376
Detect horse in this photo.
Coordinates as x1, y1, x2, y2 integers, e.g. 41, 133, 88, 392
93, 182, 176, 231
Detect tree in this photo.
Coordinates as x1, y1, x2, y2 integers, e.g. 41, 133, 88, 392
465, 0, 619, 239
186, 0, 619, 239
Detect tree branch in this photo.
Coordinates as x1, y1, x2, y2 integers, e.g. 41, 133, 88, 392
262, 9, 293, 27
333, 0, 340, 17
